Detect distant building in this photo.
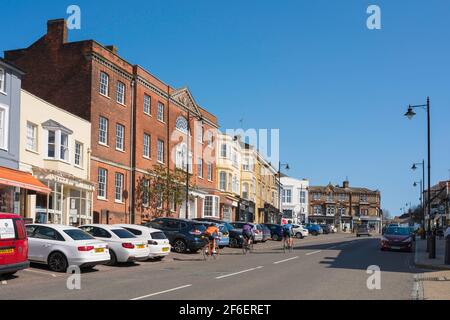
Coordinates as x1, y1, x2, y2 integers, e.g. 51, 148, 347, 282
280, 176, 309, 224
424, 180, 449, 228
309, 180, 381, 232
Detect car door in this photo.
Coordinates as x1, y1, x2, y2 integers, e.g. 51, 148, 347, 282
164, 220, 181, 243
25, 225, 39, 261
32, 226, 65, 262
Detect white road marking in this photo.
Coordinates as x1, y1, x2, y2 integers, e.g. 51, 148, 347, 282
24, 269, 57, 277
273, 256, 299, 264
215, 266, 264, 279
1, 280, 6, 285
305, 250, 322, 256
130, 284, 192, 300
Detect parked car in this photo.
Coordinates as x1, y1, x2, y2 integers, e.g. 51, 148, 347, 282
304, 223, 323, 236
193, 218, 244, 248
146, 218, 207, 253
25, 224, 110, 272
320, 224, 331, 234
114, 224, 171, 260
230, 222, 263, 243
258, 224, 271, 242
0, 214, 29, 276
292, 224, 309, 239
380, 226, 413, 252
264, 224, 284, 241
356, 225, 371, 237
79, 224, 150, 265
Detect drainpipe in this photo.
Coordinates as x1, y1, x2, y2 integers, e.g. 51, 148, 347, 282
166, 86, 171, 217
130, 75, 137, 224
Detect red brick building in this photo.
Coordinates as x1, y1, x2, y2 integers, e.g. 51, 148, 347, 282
5, 19, 219, 224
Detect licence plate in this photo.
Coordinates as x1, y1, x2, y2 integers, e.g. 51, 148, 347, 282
0, 248, 14, 254
391, 246, 401, 250
95, 248, 105, 253
136, 244, 145, 249
162, 247, 169, 252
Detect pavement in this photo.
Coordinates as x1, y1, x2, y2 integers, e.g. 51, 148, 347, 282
413, 238, 450, 300
0, 233, 427, 300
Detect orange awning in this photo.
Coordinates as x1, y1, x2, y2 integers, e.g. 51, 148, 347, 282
0, 167, 51, 194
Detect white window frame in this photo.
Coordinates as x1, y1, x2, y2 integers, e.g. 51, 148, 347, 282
97, 168, 107, 199
26, 121, 38, 152
143, 133, 151, 158
0, 68, 5, 94
203, 195, 220, 218
197, 157, 203, 178
282, 188, 292, 204
157, 139, 164, 163
220, 143, 227, 158
207, 131, 213, 148
47, 130, 56, 158
115, 173, 124, 203
143, 94, 151, 115
219, 171, 227, 191
99, 72, 109, 97
60, 132, 69, 162
99, 116, 108, 145
207, 162, 213, 181
115, 123, 125, 151
0, 104, 9, 151
74, 141, 83, 167
116, 81, 126, 105
157, 102, 165, 122
299, 190, 306, 204
197, 125, 203, 143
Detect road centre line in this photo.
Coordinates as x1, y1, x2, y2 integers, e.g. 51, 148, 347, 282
215, 266, 264, 279
273, 256, 299, 264
305, 250, 322, 256
130, 284, 193, 300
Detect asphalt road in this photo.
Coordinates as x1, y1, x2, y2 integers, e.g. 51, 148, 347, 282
0, 233, 420, 300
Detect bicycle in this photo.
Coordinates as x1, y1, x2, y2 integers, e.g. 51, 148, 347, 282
283, 235, 294, 253
201, 235, 220, 261
242, 236, 254, 255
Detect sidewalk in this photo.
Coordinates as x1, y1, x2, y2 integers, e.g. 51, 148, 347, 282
414, 239, 450, 300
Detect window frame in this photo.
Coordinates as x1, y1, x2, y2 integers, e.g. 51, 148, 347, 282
143, 133, 151, 159
97, 168, 108, 200
98, 116, 109, 146
115, 123, 125, 151
0, 68, 5, 94
0, 104, 9, 151
74, 141, 83, 167
99, 72, 109, 97
116, 81, 126, 105
26, 121, 38, 153
157, 139, 164, 163
157, 102, 165, 122
143, 94, 151, 115
115, 172, 124, 203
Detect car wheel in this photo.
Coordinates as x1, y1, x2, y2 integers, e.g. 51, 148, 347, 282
106, 250, 118, 266
272, 234, 280, 241
230, 238, 238, 248
48, 252, 68, 272
173, 239, 187, 253
152, 256, 164, 261
295, 233, 303, 239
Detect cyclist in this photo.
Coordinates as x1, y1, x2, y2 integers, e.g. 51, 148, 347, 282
282, 220, 294, 249
204, 223, 220, 254
242, 222, 255, 248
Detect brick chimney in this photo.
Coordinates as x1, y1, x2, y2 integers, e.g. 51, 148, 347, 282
46, 19, 68, 44
343, 180, 349, 188
106, 45, 118, 55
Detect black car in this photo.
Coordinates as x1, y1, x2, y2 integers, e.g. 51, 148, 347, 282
319, 224, 331, 234
264, 224, 284, 241
193, 218, 244, 248
146, 218, 207, 253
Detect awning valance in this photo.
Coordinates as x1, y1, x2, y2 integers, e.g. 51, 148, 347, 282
0, 167, 51, 194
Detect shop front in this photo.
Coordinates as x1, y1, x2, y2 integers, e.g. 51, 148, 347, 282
236, 199, 255, 222
220, 196, 238, 222
339, 216, 353, 232
308, 215, 335, 225
353, 215, 382, 233
32, 169, 94, 226
262, 203, 280, 224
0, 166, 50, 217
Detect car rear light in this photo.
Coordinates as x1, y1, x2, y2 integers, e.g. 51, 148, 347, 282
148, 240, 158, 245
189, 229, 202, 235
15, 219, 26, 240
122, 243, 135, 249
78, 246, 94, 252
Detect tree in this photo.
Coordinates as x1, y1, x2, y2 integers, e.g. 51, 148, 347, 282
135, 164, 196, 220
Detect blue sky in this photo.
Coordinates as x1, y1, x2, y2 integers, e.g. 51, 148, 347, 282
2, 0, 450, 216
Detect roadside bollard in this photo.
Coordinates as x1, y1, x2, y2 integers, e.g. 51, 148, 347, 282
429, 235, 436, 259
445, 236, 450, 265
426, 235, 430, 253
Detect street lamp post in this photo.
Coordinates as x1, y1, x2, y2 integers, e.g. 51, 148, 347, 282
405, 97, 434, 258
414, 180, 424, 233
412, 160, 425, 239
278, 162, 290, 224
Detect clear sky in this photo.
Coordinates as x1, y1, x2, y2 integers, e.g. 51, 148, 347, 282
2, 0, 449, 216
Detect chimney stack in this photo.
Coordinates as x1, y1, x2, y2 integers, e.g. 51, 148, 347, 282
46, 19, 68, 44
106, 45, 119, 55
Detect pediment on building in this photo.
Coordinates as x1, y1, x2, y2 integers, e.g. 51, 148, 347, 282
171, 87, 202, 116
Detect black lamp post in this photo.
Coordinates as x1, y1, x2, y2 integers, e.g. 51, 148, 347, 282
412, 160, 425, 239
278, 162, 290, 223
405, 97, 434, 258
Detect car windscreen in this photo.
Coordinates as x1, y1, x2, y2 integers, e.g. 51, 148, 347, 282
64, 229, 95, 241
192, 224, 206, 232
111, 229, 136, 239
151, 231, 167, 239
385, 227, 410, 236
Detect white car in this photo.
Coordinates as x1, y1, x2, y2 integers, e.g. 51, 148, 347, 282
115, 224, 171, 260
79, 224, 150, 265
25, 224, 110, 272
292, 224, 309, 239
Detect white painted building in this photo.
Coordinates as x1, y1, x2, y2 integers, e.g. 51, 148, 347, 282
281, 176, 309, 224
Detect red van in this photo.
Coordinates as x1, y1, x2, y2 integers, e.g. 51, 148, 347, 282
0, 213, 29, 276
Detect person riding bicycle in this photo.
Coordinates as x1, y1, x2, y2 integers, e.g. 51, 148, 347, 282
242, 222, 254, 247
282, 220, 294, 248
204, 223, 220, 254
